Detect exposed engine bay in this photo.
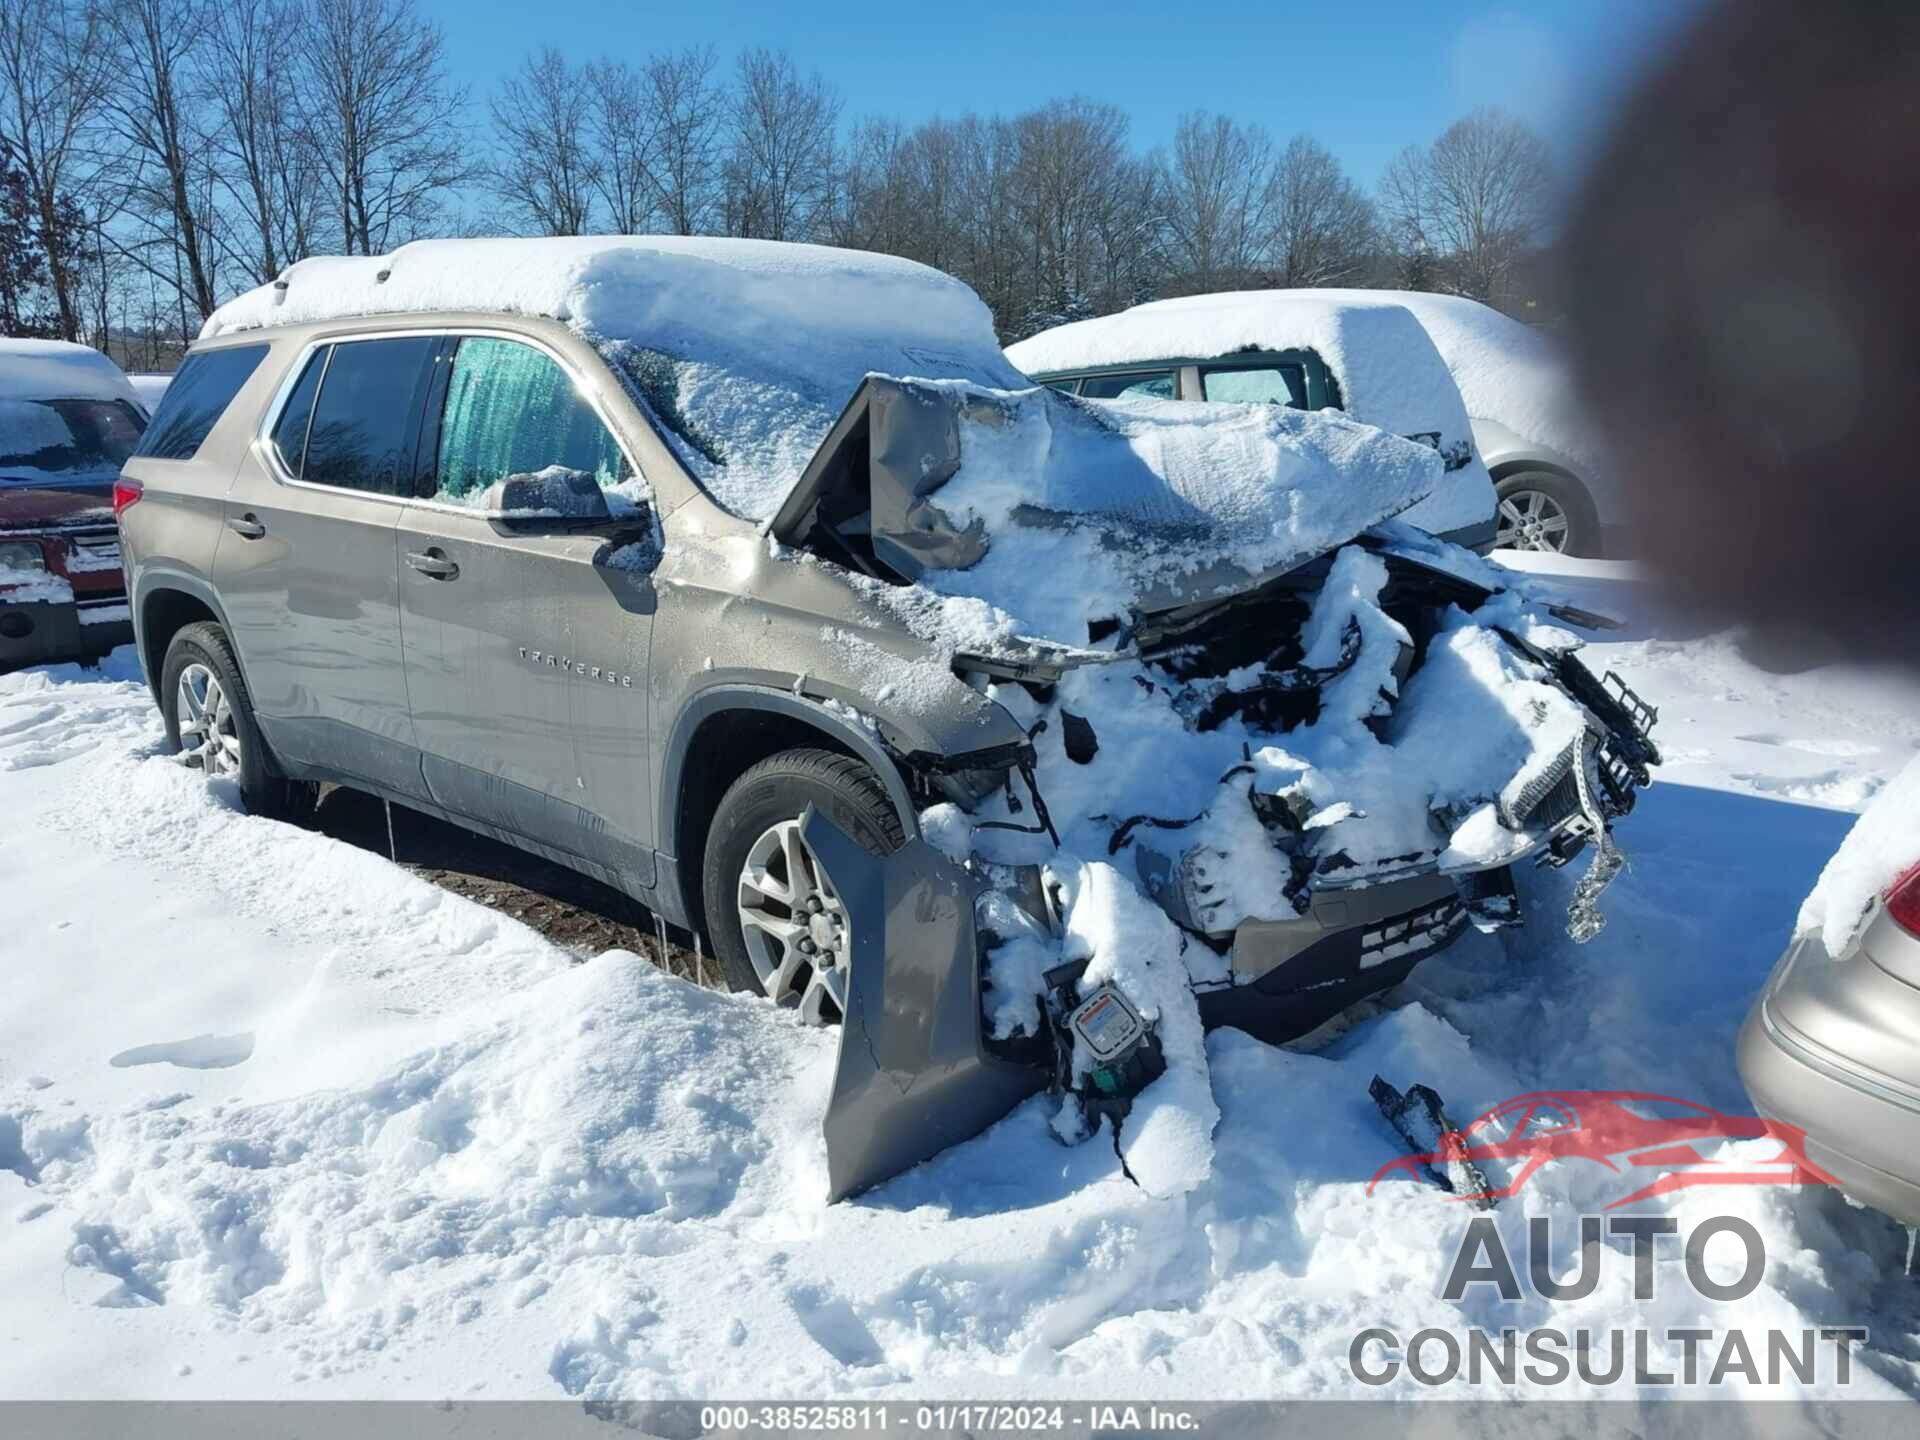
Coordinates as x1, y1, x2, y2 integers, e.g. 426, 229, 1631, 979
769, 377, 1660, 1201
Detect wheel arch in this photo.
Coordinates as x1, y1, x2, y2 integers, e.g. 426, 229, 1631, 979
658, 686, 922, 940
135, 573, 232, 708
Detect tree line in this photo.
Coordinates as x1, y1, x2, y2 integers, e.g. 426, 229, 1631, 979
0, 0, 1554, 365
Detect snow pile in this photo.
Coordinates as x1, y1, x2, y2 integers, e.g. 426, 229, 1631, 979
883, 382, 1440, 644
0, 338, 141, 407
1796, 753, 1920, 954
1004, 291, 1494, 539
200, 237, 1027, 522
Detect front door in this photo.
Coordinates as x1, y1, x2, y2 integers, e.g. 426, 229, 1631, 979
216, 334, 441, 799
397, 334, 655, 882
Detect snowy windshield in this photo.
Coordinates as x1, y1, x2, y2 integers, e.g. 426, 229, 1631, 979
0, 397, 147, 479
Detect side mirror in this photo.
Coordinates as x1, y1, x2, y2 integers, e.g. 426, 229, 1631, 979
481, 467, 613, 527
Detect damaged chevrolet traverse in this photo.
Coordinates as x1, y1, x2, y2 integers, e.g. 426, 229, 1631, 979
119, 237, 1658, 1202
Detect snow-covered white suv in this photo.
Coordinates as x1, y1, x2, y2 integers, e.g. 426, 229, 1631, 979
1009, 289, 1614, 557
118, 237, 1657, 1197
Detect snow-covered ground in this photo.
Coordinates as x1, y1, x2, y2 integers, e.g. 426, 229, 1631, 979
4, 554, 1919, 1402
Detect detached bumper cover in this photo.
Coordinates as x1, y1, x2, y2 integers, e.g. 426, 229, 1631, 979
804, 806, 1044, 1202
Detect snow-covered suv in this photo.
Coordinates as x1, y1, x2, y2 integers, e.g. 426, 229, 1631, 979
118, 237, 1657, 1197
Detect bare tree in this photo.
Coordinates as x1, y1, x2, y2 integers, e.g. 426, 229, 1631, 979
1378, 108, 1551, 302
1267, 135, 1374, 287
298, 0, 473, 255
638, 46, 725, 236
581, 59, 649, 234
489, 48, 597, 236
201, 0, 322, 285
1159, 112, 1276, 292
723, 48, 840, 241
1010, 98, 1154, 331
0, 0, 109, 338
101, 0, 223, 320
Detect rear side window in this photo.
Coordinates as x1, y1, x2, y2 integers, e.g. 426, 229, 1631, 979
134, 344, 269, 460
1078, 370, 1176, 401
1200, 363, 1308, 409
269, 347, 327, 476
432, 337, 630, 500
297, 337, 439, 495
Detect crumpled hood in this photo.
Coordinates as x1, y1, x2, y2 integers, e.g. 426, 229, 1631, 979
773, 376, 1444, 646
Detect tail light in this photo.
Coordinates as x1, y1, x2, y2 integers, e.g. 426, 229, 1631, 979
111, 476, 143, 517
1887, 862, 1920, 938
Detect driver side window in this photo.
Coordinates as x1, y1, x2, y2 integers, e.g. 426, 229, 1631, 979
432, 337, 632, 502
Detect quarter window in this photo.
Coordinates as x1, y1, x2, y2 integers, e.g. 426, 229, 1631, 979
269, 346, 327, 477
134, 344, 267, 460
297, 337, 439, 495
1200, 364, 1308, 408
1077, 370, 1177, 401
432, 337, 630, 501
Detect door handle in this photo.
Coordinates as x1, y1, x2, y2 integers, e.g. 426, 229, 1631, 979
405, 549, 460, 581
226, 513, 266, 540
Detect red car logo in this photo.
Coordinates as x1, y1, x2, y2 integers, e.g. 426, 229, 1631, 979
1367, 1090, 1837, 1208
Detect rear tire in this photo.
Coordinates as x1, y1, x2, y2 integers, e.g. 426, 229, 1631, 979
160, 621, 317, 824
1494, 471, 1603, 558
702, 748, 906, 1023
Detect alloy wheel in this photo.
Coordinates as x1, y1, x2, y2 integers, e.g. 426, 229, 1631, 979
1489, 487, 1566, 549
175, 662, 243, 778
736, 817, 851, 1024
1495, 489, 1573, 552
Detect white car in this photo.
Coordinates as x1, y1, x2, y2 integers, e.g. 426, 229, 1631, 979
1011, 290, 1617, 557
127, 372, 173, 416
1005, 292, 1498, 553
1313, 290, 1617, 558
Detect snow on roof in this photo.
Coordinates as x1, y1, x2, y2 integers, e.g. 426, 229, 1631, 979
1311, 289, 1601, 471
0, 339, 141, 407
201, 236, 1028, 520
1006, 292, 1492, 539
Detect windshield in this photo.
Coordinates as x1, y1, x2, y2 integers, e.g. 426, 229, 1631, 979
0, 397, 147, 478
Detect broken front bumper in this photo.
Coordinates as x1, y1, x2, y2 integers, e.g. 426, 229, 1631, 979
803, 807, 1044, 1202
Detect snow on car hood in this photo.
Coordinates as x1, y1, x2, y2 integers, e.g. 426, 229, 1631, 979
771, 375, 1444, 646
200, 236, 1029, 523
1005, 291, 1493, 537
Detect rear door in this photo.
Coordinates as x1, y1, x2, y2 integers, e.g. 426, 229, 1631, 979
397, 333, 656, 879
216, 334, 440, 799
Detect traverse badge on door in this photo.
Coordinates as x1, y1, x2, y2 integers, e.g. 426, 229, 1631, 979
517, 646, 634, 688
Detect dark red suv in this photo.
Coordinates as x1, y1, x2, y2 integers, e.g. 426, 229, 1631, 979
0, 340, 147, 671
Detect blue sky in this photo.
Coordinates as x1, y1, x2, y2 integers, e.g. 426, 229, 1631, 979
424, 0, 1702, 188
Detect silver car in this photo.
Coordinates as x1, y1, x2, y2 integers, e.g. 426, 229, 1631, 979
1738, 861, 1920, 1226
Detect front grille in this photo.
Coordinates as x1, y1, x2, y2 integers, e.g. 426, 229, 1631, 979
1358, 897, 1465, 970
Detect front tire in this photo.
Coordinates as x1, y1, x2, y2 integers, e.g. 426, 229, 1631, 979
160, 621, 317, 823
702, 748, 906, 1024
1494, 471, 1602, 557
